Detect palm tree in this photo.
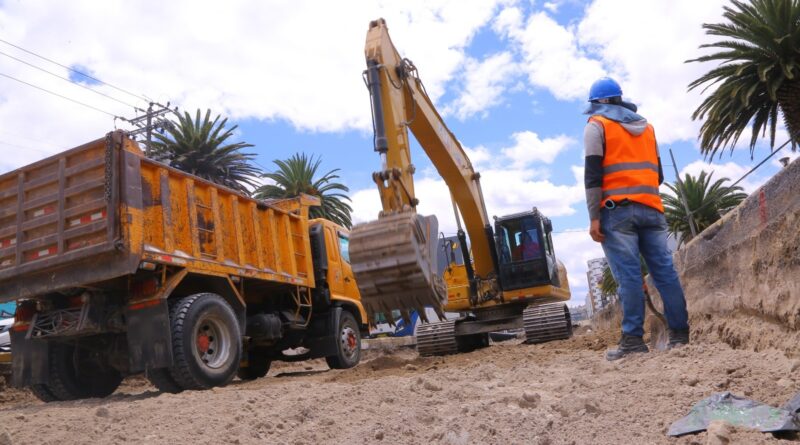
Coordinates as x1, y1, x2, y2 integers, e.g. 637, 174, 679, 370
687, 0, 800, 158
600, 257, 648, 298
254, 153, 353, 228
150, 109, 261, 194
662, 171, 747, 245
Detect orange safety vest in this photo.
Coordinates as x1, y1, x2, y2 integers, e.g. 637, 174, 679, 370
590, 115, 664, 213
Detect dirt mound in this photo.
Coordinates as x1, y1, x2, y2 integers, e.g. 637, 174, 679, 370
1, 329, 798, 444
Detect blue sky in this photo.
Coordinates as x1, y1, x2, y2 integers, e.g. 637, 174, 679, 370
0, 0, 796, 306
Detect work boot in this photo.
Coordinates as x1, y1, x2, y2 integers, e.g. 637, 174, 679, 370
605, 334, 649, 361
668, 329, 690, 349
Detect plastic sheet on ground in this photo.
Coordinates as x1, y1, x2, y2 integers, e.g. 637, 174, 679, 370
668, 392, 800, 437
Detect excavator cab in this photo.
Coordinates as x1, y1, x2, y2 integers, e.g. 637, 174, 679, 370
494, 209, 560, 292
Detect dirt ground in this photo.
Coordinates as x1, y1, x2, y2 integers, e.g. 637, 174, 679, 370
1, 323, 799, 445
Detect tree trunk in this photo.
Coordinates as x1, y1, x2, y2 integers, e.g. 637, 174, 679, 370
777, 79, 800, 150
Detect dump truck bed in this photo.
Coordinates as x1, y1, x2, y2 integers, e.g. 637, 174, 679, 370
0, 131, 315, 302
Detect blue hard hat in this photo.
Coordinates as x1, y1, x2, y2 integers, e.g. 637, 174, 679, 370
589, 77, 622, 101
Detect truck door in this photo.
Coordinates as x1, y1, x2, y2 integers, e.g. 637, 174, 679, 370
324, 226, 346, 298
336, 231, 360, 299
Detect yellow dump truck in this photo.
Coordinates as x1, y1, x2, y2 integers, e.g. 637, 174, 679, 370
0, 131, 366, 401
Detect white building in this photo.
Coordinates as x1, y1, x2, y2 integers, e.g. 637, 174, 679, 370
586, 257, 616, 314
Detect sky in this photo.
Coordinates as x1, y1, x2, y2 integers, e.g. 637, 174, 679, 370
0, 0, 796, 307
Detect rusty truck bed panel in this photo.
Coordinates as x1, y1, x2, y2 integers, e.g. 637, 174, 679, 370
137, 157, 314, 286
0, 135, 139, 302
0, 132, 315, 302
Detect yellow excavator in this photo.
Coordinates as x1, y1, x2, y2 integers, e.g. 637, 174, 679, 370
350, 19, 573, 356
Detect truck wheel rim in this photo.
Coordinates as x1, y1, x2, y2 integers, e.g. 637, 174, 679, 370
340, 324, 358, 359
194, 315, 231, 369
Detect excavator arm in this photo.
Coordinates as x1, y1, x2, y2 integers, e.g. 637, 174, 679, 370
351, 19, 501, 321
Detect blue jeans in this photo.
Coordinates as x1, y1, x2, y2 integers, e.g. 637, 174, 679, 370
600, 203, 689, 337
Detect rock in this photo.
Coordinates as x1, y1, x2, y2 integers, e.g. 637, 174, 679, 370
777, 378, 793, 388
443, 429, 469, 445
519, 391, 541, 409
686, 378, 700, 387
95, 407, 110, 418
706, 420, 733, 445
791, 360, 800, 373
0, 430, 10, 445
404, 364, 418, 371
423, 380, 442, 392
374, 430, 384, 441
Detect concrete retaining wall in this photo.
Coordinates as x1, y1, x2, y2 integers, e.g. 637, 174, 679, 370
674, 156, 800, 354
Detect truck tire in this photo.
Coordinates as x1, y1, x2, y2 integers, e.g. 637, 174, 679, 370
325, 310, 361, 369
146, 367, 184, 394
167, 293, 241, 390
44, 342, 123, 401
237, 348, 271, 381
29, 384, 59, 402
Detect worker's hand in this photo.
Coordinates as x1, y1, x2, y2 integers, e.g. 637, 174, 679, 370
590, 219, 605, 243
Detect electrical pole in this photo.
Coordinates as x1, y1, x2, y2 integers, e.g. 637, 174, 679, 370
125, 102, 176, 157
668, 148, 698, 239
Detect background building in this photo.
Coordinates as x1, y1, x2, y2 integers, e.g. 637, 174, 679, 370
586, 257, 617, 314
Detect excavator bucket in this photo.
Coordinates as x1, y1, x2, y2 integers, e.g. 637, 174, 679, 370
350, 211, 446, 324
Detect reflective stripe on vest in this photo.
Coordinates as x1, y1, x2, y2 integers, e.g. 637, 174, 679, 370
590, 115, 664, 213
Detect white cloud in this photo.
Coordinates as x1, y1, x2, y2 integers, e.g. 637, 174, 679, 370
552, 229, 604, 305
351, 164, 585, 235
492, 1, 744, 145
501, 131, 574, 166
445, 51, 519, 120
543, 2, 560, 13
0, 0, 507, 172
576, 0, 730, 144
679, 160, 765, 193
495, 9, 605, 101
463, 145, 492, 168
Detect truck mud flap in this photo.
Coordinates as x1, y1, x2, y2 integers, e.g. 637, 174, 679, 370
126, 299, 173, 372
303, 307, 341, 359
10, 329, 49, 387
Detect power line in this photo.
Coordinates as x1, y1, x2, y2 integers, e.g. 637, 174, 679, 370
0, 129, 61, 148
0, 71, 121, 118
0, 139, 54, 154
0, 37, 149, 103
683, 136, 795, 218
0, 49, 141, 109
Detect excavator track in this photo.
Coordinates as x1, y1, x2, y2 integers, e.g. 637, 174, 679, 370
349, 211, 445, 322
416, 320, 458, 356
523, 303, 573, 344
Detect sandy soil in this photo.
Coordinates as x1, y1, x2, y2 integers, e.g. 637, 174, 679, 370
1, 326, 799, 445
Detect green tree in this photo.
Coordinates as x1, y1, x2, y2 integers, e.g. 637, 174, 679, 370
600, 258, 648, 298
687, 0, 800, 158
150, 109, 260, 194
662, 171, 747, 245
255, 153, 353, 228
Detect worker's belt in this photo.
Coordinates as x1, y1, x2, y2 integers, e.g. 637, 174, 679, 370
603, 198, 632, 210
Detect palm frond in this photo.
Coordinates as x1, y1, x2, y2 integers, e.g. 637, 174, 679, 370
687, 0, 800, 158
254, 153, 353, 228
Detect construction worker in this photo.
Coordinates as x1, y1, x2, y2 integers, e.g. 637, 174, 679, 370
583, 77, 690, 361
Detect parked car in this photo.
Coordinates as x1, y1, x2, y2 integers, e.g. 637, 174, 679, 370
0, 303, 13, 353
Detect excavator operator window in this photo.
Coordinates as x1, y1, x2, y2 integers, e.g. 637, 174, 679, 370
494, 215, 551, 291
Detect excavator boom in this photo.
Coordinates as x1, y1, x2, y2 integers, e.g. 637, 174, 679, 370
351, 19, 571, 336
350, 19, 499, 321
